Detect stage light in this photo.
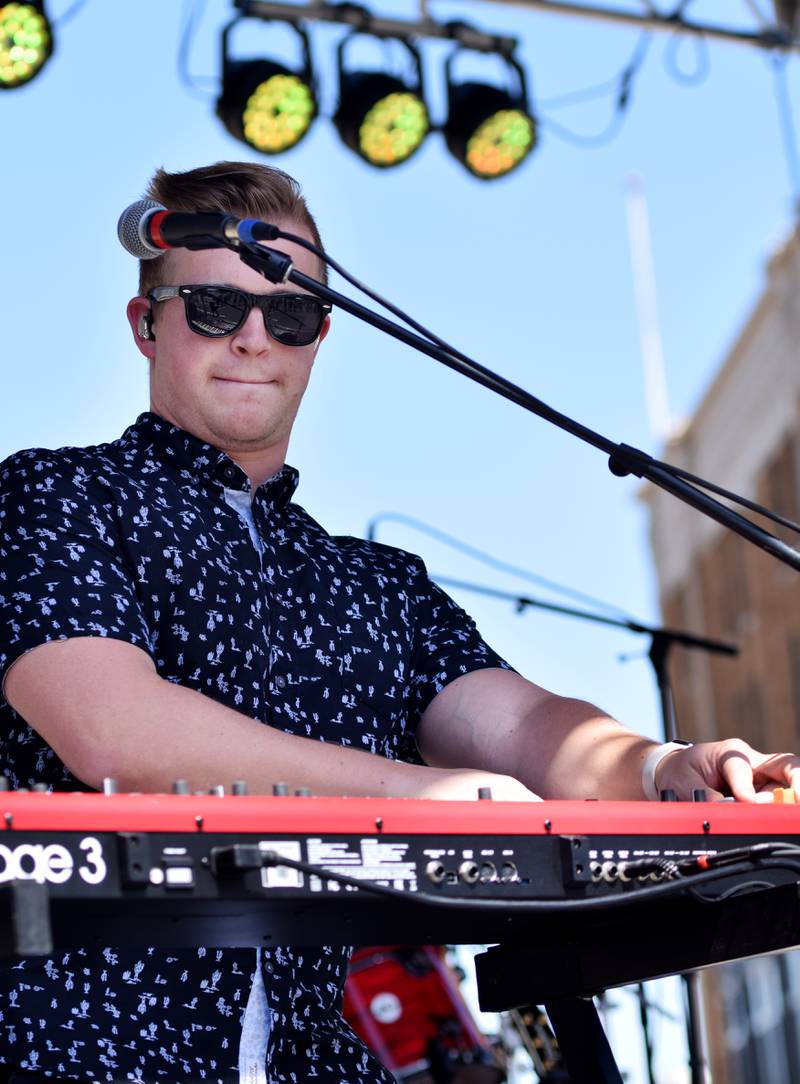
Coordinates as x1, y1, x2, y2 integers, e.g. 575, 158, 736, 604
0, 1, 53, 90
444, 50, 537, 180
334, 34, 429, 168
217, 17, 316, 154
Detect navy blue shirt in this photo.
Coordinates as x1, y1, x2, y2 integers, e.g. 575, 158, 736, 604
0, 413, 509, 1082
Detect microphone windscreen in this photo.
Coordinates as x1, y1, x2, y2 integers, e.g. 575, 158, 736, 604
117, 199, 165, 259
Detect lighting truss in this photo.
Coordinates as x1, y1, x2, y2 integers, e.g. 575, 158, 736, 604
229, 0, 536, 175
223, 0, 800, 176
236, 0, 800, 52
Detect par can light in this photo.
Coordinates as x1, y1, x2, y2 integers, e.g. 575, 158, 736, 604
334, 34, 429, 168
444, 50, 537, 180
219, 59, 316, 154
217, 17, 317, 155
0, 1, 52, 90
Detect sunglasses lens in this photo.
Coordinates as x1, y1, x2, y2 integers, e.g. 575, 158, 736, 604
187, 287, 249, 337
182, 287, 325, 345
265, 295, 325, 346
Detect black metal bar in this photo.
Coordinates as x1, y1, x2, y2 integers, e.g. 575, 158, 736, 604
237, 0, 796, 52
636, 983, 657, 1084
267, 259, 800, 573
238, 0, 518, 52
541, 997, 625, 1083
684, 972, 709, 1084
431, 574, 738, 657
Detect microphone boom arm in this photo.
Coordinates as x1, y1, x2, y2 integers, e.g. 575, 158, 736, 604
238, 238, 800, 573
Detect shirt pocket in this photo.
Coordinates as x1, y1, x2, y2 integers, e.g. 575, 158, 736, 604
334, 636, 414, 758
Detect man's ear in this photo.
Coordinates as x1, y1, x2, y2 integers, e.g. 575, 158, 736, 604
126, 297, 156, 359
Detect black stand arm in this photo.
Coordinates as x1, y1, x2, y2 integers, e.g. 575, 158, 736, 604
238, 240, 800, 573
545, 997, 625, 1084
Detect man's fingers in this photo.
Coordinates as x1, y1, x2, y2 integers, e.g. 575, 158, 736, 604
660, 741, 800, 804
753, 753, 800, 797
718, 747, 757, 802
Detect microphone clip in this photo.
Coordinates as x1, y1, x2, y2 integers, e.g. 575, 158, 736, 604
239, 241, 294, 284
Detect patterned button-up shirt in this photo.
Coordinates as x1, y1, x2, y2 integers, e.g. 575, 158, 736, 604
0, 413, 509, 1083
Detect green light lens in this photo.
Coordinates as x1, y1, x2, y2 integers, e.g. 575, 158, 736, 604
466, 109, 536, 179
358, 92, 429, 167
0, 2, 51, 88
242, 73, 315, 153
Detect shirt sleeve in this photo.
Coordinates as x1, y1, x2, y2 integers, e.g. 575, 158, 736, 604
407, 560, 514, 719
0, 449, 155, 695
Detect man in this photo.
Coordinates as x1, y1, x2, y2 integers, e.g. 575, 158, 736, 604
0, 160, 796, 1083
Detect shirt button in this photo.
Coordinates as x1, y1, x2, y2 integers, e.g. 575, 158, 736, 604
222, 464, 237, 482
274, 675, 287, 690
263, 962, 274, 975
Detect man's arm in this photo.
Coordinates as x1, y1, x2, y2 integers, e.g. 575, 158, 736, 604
417, 667, 651, 799
416, 667, 800, 802
3, 637, 540, 801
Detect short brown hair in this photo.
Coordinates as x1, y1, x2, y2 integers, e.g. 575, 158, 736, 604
138, 160, 327, 296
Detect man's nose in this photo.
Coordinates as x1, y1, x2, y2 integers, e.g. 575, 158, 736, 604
232, 305, 271, 354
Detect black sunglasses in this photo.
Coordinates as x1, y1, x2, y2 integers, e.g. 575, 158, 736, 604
148, 285, 331, 347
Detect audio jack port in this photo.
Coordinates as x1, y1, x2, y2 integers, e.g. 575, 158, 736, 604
459, 860, 480, 884
425, 860, 446, 885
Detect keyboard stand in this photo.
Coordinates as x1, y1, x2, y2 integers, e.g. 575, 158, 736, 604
475, 944, 624, 1084
544, 996, 624, 1083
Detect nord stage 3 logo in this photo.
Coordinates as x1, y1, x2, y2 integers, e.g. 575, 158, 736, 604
0, 837, 107, 886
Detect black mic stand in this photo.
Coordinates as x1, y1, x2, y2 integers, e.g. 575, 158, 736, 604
233, 238, 792, 1084
647, 627, 709, 1084
236, 240, 800, 572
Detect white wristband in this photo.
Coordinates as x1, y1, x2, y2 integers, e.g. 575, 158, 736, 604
641, 740, 693, 801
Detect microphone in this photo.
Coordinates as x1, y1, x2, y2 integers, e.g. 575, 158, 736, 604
117, 200, 281, 260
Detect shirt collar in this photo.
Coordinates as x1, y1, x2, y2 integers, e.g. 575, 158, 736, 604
125, 412, 300, 509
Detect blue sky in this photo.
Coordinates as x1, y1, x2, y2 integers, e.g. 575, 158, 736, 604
1, 3, 797, 1077
3, 0, 793, 741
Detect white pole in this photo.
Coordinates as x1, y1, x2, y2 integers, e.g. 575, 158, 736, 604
624, 173, 673, 444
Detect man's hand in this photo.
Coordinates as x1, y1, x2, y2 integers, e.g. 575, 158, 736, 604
656, 739, 800, 802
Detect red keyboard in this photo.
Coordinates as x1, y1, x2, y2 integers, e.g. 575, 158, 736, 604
0, 791, 797, 1001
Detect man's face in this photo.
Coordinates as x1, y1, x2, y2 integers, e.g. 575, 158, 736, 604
127, 221, 329, 467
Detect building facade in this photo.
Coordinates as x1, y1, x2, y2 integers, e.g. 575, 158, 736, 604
642, 225, 800, 1082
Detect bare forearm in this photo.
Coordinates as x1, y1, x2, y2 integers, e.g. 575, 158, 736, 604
418, 669, 653, 800
5, 639, 539, 801
88, 682, 549, 800
509, 693, 652, 799
84, 673, 433, 795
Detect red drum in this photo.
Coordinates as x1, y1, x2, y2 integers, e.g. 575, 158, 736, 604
343, 946, 506, 1083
